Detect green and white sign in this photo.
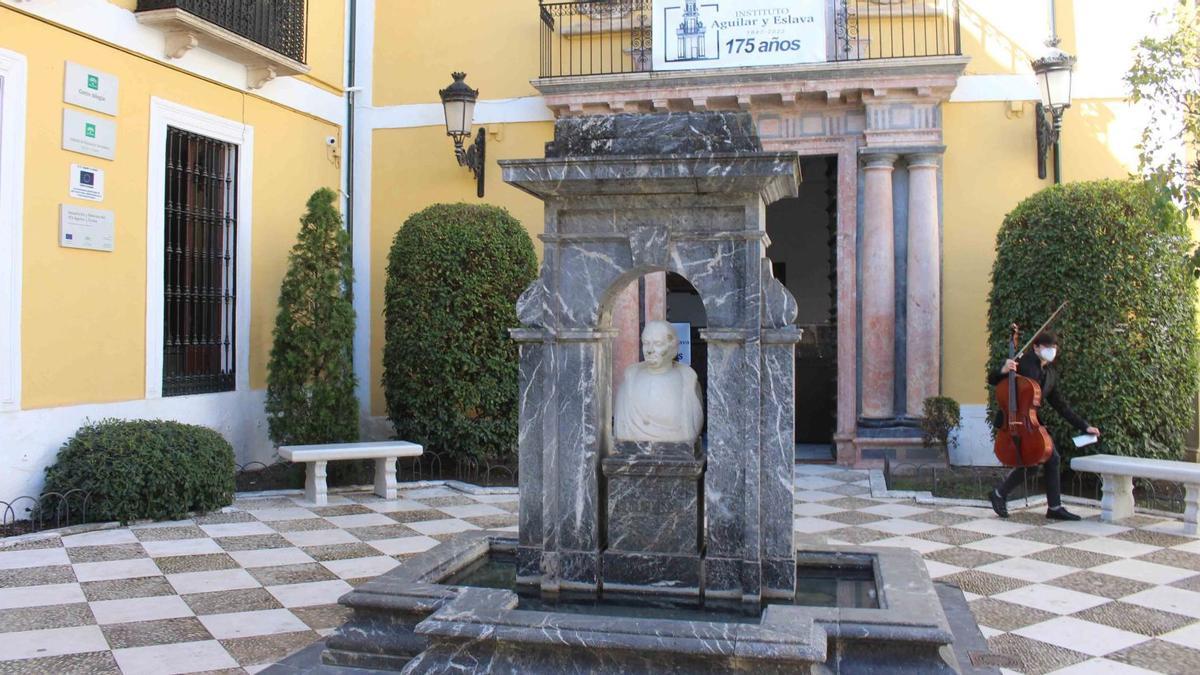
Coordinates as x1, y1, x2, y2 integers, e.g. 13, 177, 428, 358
652, 0, 827, 72
60, 204, 115, 252
63, 109, 116, 161
64, 62, 119, 116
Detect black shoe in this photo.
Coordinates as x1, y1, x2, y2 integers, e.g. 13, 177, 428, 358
1046, 506, 1081, 521
988, 491, 1009, 518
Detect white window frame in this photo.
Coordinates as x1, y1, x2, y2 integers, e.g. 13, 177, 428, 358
0, 48, 27, 412
145, 97, 253, 399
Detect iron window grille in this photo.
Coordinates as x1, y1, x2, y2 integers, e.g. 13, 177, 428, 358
162, 127, 238, 397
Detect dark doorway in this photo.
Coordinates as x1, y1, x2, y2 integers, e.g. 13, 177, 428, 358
766, 157, 838, 460
665, 271, 708, 416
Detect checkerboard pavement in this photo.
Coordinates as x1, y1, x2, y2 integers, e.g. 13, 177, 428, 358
0, 485, 518, 674
1, 470, 1198, 674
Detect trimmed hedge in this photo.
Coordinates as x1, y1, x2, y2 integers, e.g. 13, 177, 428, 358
986, 179, 1199, 461
383, 203, 537, 464
43, 419, 235, 524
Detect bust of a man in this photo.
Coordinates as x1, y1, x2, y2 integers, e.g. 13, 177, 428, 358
613, 320, 704, 443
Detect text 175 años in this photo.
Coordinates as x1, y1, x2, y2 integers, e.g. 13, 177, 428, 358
725, 38, 804, 54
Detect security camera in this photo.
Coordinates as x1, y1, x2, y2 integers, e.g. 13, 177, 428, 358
325, 136, 338, 147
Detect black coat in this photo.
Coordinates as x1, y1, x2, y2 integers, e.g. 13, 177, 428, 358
989, 351, 1090, 432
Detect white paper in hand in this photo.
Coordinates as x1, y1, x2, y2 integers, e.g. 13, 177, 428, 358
1072, 434, 1099, 448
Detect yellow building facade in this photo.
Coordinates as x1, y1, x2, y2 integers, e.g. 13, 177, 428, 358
0, 0, 346, 500
0, 0, 1181, 501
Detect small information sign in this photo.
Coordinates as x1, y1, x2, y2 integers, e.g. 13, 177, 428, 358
69, 164, 105, 202
64, 62, 119, 116
60, 204, 115, 252
62, 109, 116, 161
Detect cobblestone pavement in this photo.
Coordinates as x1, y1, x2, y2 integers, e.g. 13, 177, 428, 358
1, 468, 1198, 674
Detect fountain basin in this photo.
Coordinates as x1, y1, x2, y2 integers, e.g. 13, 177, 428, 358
321, 531, 967, 674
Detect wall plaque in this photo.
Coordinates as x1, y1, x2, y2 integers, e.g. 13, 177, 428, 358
64, 62, 119, 116
60, 204, 114, 252
62, 109, 116, 161
69, 164, 105, 202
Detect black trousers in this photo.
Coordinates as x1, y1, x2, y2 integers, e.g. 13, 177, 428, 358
996, 447, 1062, 508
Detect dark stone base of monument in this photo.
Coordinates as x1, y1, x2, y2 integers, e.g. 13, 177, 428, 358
311, 532, 997, 674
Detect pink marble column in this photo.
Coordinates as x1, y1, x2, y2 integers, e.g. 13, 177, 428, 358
905, 153, 942, 417
643, 272, 666, 322
611, 283, 640, 395
860, 153, 897, 420
611, 273, 667, 394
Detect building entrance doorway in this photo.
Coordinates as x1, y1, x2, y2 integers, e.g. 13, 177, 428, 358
766, 156, 838, 461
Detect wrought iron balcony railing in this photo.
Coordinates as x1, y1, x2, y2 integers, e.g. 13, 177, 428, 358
137, 0, 307, 64
538, 0, 961, 79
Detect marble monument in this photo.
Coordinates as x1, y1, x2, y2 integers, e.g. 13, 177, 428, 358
314, 112, 988, 674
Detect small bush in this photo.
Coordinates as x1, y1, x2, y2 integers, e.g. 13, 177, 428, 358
986, 179, 1198, 461
383, 203, 537, 464
921, 396, 961, 451
43, 419, 235, 524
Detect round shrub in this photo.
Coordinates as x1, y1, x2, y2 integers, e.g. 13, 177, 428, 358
43, 419, 236, 524
384, 203, 537, 464
987, 179, 1198, 461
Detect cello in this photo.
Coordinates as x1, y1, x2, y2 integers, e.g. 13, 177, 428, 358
992, 303, 1067, 467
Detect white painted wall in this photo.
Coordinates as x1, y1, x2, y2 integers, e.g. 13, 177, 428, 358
0, 48, 26, 415
949, 404, 1000, 466
0, 391, 276, 504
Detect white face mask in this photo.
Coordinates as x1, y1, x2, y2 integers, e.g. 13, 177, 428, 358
1039, 346, 1057, 363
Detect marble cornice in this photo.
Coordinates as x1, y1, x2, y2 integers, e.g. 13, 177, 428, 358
500, 153, 800, 200
532, 56, 969, 117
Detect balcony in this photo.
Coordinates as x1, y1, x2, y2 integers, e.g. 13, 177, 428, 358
136, 0, 309, 89
539, 0, 960, 78
535, 0, 966, 117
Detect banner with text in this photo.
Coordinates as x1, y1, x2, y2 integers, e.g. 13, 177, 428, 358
652, 0, 827, 71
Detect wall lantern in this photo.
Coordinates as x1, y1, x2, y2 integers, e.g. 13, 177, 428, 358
439, 72, 486, 198
1031, 38, 1075, 183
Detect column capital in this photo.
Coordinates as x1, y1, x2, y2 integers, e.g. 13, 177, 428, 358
861, 153, 899, 170
905, 151, 944, 169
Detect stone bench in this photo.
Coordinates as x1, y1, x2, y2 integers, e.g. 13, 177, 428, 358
1070, 454, 1199, 534
279, 441, 423, 506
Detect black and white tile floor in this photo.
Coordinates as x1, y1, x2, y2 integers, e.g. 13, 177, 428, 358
1, 469, 1198, 674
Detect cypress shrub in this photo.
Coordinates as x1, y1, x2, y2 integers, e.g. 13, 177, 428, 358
384, 203, 537, 464
43, 419, 235, 524
266, 188, 359, 451
986, 179, 1198, 461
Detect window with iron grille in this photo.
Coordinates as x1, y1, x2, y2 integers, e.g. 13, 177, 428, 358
162, 127, 238, 396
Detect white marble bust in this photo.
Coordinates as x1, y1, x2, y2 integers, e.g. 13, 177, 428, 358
613, 320, 704, 443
